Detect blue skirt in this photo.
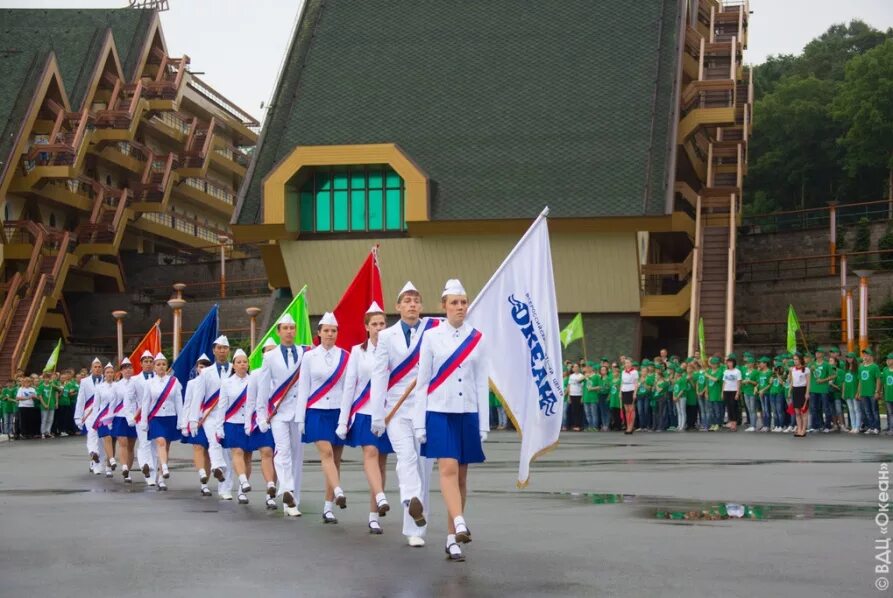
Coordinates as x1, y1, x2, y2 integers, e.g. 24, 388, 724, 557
346, 413, 394, 454
98, 423, 113, 438
248, 427, 274, 451
221, 422, 251, 451
302, 408, 344, 445
180, 425, 209, 447
111, 417, 137, 438
420, 411, 485, 465
148, 415, 180, 441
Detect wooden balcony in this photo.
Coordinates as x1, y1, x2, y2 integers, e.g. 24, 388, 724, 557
174, 176, 236, 217
93, 80, 148, 142
18, 107, 93, 186
131, 152, 178, 211
176, 116, 216, 178
142, 53, 190, 111
209, 140, 250, 178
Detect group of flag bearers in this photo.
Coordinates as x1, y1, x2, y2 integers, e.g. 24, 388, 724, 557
71, 278, 488, 562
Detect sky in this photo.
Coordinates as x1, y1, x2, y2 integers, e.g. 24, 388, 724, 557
1, 0, 892, 123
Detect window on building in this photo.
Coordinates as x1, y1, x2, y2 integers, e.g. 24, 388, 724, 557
298, 165, 405, 233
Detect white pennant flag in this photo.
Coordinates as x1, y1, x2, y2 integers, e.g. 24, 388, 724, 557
467, 207, 563, 487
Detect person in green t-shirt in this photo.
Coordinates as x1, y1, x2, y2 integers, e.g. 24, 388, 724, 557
741, 357, 759, 431
672, 367, 688, 432
36, 372, 59, 439
827, 356, 843, 433
596, 365, 610, 432
582, 364, 600, 431
57, 371, 78, 435
755, 357, 772, 431
653, 369, 670, 431
769, 358, 786, 432
883, 354, 893, 434
841, 352, 861, 433
684, 364, 698, 430
809, 347, 833, 433
704, 357, 725, 431
858, 349, 882, 433
637, 362, 654, 431
694, 364, 708, 431
607, 365, 622, 430
1, 380, 18, 439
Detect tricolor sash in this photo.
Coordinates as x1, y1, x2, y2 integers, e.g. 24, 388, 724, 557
347, 380, 371, 429
225, 385, 248, 422
148, 376, 177, 421
387, 318, 440, 390
306, 349, 349, 409
267, 367, 300, 419
198, 389, 220, 425
92, 403, 110, 430
83, 395, 95, 419
134, 407, 142, 424
428, 328, 482, 395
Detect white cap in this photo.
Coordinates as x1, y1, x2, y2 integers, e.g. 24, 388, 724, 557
154, 352, 167, 362
277, 313, 296, 326
140, 350, 153, 359
196, 353, 211, 364
263, 337, 277, 348
441, 278, 467, 298
397, 281, 419, 301
318, 312, 338, 327
120, 357, 132, 367
366, 301, 384, 314
92, 357, 102, 365
233, 348, 247, 360
213, 335, 230, 347
104, 362, 114, 370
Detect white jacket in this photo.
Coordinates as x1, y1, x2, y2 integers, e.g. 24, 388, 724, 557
245, 368, 263, 434
140, 374, 183, 427
370, 317, 440, 424
413, 321, 489, 433
220, 373, 250, 425
296, 345, 350, 422
256, 344, 307, 424
189, 361, 231, 427
113, 376, 138, 425
132, 370, 155, 425
95, 381, 117, 427
74, 374, 103, 428
339, 342, 377, 427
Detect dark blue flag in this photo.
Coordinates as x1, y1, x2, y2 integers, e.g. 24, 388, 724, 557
171, 304, 219, 398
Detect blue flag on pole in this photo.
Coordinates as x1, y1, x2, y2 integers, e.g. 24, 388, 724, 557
172, 304, 219, 398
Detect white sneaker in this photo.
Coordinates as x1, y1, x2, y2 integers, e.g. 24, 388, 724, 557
147, 479, 157, 487
108, 458, 117, 470
104, 470, 113, 478
157, 480, 167, 491
745, 426, 755, 432
238, 493, 249, 505
284, 506, 302, 517
408, 536, 425, 547
265, 497, 277, 510
220, 493, 234, 501
759, 427, 768, 432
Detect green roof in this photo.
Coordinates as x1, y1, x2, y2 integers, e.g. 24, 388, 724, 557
0, 9, 155, 108
237, 0, 682, 225
0, 50, 45, 184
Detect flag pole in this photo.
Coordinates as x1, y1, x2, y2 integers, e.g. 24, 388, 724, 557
469, 207, 549, 312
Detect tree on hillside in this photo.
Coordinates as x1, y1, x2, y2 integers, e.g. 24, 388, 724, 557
832, 39, 893, 205
795, 21, 890, 81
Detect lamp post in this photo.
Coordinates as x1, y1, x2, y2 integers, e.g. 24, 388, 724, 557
840, 253, 848, 343
168, 298, 186, 360
246, 306, 261, 349
173, 282, 186, 299
219, 235, 228, 299
846, 288, 855, 354
828, 201, 838, 275
853, 270, 874, 352
112, 310, 127, 363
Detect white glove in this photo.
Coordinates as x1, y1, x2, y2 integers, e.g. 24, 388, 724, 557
414, 428, 427, 444
257, 418, 270, 434
106, 422, 113, 430
138, 422, 148, 433
296, 422, 305, 436
335, 424, 348, 440
74, 418, 83, 429
189, 421, 199, 437
480, 431, 488, 443
216, 425, 225, 440
371, 419, 386, 437
244, 422, 252, 436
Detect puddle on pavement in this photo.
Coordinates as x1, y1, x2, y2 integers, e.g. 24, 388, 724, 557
475, 489, 874, 521
0, 489, 89, 496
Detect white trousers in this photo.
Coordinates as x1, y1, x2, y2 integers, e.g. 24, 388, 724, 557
203, 419, 234, 495
86, 426, 106, 469
387, 414, 432, 538
271, 419, 304, 504
136, 424, 157, 475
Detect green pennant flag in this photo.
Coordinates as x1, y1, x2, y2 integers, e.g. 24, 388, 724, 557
786, 305, 800, 354
560, 313, 584, 349
698, 317, 706, 358
248, 286, 313, 370
43, 338, 62, 373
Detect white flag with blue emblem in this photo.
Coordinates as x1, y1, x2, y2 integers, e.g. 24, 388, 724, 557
467, 207, 563, 487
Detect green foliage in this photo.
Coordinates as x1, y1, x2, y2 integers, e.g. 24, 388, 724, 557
879, 221, 893, 270
851, 217, 873, 268
746, 21, 893, 213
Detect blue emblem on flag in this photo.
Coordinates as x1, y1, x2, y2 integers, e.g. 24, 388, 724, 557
508, 294, 559, 416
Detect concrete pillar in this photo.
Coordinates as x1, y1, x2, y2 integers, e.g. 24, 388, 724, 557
112, 310, 127, 363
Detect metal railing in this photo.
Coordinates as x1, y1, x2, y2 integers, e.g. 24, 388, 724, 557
187, 75, 259, 127
741, 200, 892, 235
739, 249, 893, 284
183, 177, 235, 205
734, 316, 893, 350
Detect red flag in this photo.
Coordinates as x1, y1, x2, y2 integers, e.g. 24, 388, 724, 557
128, 319, 162, 366
332, 246, 384, 350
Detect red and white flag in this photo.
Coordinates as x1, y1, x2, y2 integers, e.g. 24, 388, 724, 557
333, 246, 384, 350
128, 319, 161, 366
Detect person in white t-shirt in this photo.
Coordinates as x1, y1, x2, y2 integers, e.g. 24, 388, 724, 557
620, 359, 639, 435
788, 353, 811, 438
721, 357, 742, 432
566, 364, 585, 431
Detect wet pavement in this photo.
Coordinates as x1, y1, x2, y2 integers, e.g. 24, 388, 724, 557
0, 430, 887, 597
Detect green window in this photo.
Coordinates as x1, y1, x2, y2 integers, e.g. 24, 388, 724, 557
298, 165, 405, 233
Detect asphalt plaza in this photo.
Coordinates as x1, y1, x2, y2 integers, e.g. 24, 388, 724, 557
0, 430, 887, 597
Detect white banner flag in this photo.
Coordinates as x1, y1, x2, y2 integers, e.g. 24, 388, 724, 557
467, 207, 563, 487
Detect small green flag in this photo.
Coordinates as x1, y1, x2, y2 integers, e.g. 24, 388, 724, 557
43, 338, 62, 373
698, 317, 706, 358
248, 286, 313, 370
786, 305, 800, 354
560, 313, 584, 349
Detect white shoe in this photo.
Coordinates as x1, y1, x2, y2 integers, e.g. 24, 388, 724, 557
104, 470, 113, 478
238, 493, 249, 505
161, 464, 170, 479
745, 426, 755, 432
201, 486, 212, 497
759, 427, 768, 432
240, 481, 252, 493
284, 506, 302, 517
157, 480, 168, 491
265, 497, 277, 510
220, 493, 234, 501
147, 479, 157, 487
408, 536, 425, 547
